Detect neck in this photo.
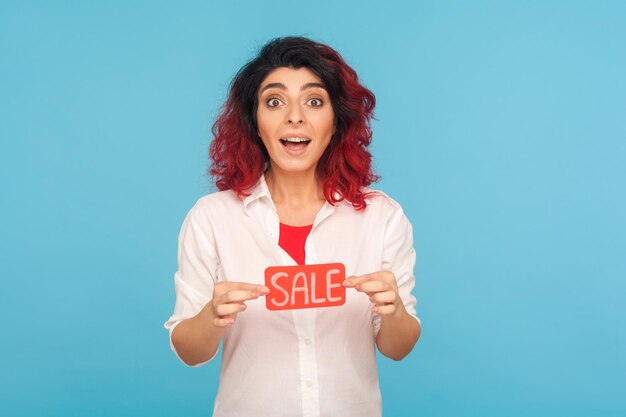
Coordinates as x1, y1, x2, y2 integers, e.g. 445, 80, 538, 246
265, 166, 325, 206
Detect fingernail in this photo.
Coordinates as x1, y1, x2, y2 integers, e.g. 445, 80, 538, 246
342, 280, 351, 287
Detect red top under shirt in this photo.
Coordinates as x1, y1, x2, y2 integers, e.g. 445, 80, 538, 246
278, 223, 313, 265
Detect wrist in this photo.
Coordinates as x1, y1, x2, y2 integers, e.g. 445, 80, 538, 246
378, 305, 406, 326
389, 300, 407, 320
197, 300, 219, 329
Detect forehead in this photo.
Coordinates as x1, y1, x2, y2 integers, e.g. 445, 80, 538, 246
258, 67, 325, 94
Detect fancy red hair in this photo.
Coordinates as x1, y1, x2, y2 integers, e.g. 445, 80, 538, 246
209, 36, 379, 210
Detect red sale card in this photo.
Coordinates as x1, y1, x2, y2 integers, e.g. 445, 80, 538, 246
265, 263, 346, 311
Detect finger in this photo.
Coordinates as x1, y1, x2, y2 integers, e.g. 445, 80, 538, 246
343, 271, 396, 288
373, 304, 396, 316
217, 282, 270, 295
342, 273, 379, 288
213, 316, 235, 327
221, 290, 264, 304
369, 291, 396, 305
215, 302, 246, 317
354, 280, 389, 294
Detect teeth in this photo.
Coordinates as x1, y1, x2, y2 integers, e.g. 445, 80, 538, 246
281, 137, 310, 143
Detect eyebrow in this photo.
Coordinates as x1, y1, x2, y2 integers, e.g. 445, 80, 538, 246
260, 82, 327, 94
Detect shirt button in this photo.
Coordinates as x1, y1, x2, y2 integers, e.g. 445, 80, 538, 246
304, 338, 312, 346
306, 381, 313, 388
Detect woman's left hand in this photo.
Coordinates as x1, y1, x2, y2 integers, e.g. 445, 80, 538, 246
343, 271, 403, 316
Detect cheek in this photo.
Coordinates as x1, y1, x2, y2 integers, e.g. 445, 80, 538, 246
310, 110, 335, 131
257, 109, 280, 135
256, 112, 270, 136
322, 114, 336, 134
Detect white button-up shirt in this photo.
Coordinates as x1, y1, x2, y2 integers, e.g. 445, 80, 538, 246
164, 175, 420, 417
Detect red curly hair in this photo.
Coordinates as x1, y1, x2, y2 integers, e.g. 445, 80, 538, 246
209, 36, 379, 210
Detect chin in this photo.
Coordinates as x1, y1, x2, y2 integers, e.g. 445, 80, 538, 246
271, 160, 317, 175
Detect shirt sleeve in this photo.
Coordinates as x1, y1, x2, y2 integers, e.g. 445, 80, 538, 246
163, 199, 219, 367
372, 199, 421, 336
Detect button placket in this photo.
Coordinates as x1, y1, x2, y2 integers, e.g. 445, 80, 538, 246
293, 308, 319, 417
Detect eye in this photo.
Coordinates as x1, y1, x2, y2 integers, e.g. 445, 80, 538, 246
266, 97, 283, 108
308, 98, 324, 107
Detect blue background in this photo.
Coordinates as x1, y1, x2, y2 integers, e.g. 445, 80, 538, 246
1, 1, 625, 416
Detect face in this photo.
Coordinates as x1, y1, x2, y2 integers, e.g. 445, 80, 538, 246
256, 66, 336, 177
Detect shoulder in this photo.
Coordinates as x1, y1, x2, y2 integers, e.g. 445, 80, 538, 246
186, 189, 243, 222
361, 189, 415, 244
195, 189, 240, 209
362, 187, 405, 215
357, 187, 414, 234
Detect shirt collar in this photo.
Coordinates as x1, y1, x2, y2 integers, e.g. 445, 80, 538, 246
241, 173, 352, 216
242, 174, 273, 216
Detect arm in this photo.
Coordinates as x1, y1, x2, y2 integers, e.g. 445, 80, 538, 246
171, 300, 225, 366
343, 200, 421, 361
163, 201, 267, 366
374, 287, 421, 361
172, 283, 268, 366
344, 272, 421, 361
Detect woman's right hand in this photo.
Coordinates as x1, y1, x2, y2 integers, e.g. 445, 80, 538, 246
210, 282, 269, 327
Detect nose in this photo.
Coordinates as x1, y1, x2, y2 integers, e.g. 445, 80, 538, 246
285, 103, 305, 125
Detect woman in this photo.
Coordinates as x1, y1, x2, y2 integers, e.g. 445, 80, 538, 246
164, 36, 421, 417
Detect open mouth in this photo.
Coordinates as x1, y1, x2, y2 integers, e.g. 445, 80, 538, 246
280, 137, 311, 152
